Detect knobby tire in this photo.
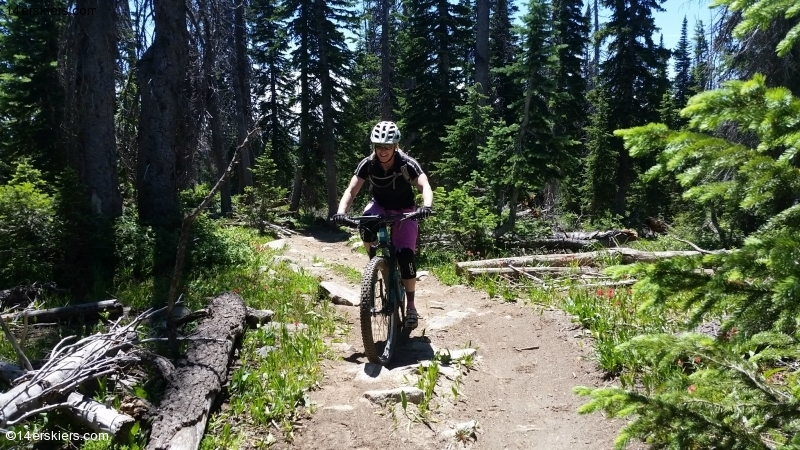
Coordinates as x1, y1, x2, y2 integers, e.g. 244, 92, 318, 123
360, 256, 400, 365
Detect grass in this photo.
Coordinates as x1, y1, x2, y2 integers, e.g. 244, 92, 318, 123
0, 224, 338, 450
324, 262, 362, 284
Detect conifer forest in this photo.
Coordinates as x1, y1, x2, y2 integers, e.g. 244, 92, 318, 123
0, 0, 799, 448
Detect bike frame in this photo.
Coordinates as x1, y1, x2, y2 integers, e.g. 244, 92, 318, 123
350, 214, 409, 322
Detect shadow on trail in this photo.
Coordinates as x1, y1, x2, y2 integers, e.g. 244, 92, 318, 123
300, 226, 352, 244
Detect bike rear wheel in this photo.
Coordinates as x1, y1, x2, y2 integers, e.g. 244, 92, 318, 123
360, 257, 400, 365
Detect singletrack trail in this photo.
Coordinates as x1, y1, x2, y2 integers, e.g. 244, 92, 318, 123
278, 228, 628, 450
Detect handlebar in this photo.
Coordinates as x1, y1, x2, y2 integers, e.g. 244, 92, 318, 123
334, 211, 433, 228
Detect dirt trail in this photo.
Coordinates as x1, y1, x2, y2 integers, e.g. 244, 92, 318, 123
279, 228, 625, 450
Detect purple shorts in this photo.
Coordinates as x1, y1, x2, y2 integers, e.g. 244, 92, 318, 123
363, 200, 418, 252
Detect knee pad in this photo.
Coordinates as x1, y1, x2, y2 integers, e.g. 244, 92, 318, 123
396, 248, 417, 280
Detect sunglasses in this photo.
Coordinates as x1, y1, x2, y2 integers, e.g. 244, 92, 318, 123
374, 144, 395, 151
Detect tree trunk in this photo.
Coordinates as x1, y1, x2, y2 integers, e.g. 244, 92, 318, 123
232, 0, 253, 194
455, 248, 729, 274
315, 0, 339, 217
145, 293, 246, 450
380, 0, 393, 120
74, 0, 122, 219
201, 0, 231, 215
475, 0, 490, 101
136, 0, 190, 229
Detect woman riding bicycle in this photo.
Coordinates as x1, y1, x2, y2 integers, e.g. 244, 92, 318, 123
331, 121, 434, 329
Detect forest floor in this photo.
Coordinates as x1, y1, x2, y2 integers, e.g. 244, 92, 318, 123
274, 227, 637, 450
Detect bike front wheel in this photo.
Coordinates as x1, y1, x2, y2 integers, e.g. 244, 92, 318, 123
360, 257, 400, 365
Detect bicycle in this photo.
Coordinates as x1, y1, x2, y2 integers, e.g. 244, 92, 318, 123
342, 212, 421, 365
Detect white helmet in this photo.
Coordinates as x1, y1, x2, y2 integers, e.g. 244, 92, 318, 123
370, 121, 401, 145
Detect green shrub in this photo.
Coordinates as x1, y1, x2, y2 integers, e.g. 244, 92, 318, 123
0, 160, 57, 287
114, 207, 155, 279
422, 186, 497, 254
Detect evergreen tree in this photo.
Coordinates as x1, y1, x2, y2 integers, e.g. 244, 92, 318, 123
581, 86, 617, 218
396, 0, 472, 167
285, 0, 355, 211
484, 0, 563, 237
551, 0, 589, 210
489, 0, 520, 126
576, 4, 800, 446
594, 0, 670, 218
0, 0, 66, 182
673, 16, 692, 109
690, 19, 711, 94
435, 84, 493, 188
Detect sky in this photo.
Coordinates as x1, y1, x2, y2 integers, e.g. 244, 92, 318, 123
652, 0, 716, 51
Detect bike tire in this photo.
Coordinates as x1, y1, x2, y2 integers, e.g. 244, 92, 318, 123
360, 257, 400, 365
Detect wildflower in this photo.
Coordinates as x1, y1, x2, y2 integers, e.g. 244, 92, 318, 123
627, 288, 633, 296
694, 356, 701, 364
677, 359, 683, 367
596, 289, 604, 297
233, 288, 240, 294
687, 384, 696, 393
476, 251, 481, 256
606, 289, 614, 299
467, 250, 473, 255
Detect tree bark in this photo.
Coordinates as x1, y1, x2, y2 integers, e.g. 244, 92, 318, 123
136, 0, 190, 228
455, 248, 730, 275
145, 293, 246, 450
73, 0, 122, 219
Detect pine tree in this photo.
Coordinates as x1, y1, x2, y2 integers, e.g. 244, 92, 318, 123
593, 0, 670, 218
689, 19, 711, 94
581, 86, 617, 218
250, 0, 296, 197
435, 84, 494, 188
489, 0, 521, 126
484, 0, 563, 237
576, 4, 800, 445
673, 16, 692, 109
396, 0, 472, 167
551, 0, 589, 211
0, 0, 66, 182
286, 0, 355, 210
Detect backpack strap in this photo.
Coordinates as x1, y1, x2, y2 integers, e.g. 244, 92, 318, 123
367, 153, 412, 188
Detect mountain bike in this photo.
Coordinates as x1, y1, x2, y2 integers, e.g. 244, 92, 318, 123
343, 212, 419, 365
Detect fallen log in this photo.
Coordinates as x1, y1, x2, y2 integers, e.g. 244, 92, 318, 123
145, 292, 246, 450
455, 248, 730, 275
1, 300, 124, 323
66, 391, 135, 436
551, 229, 638, 244
465, 266, 601, 280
